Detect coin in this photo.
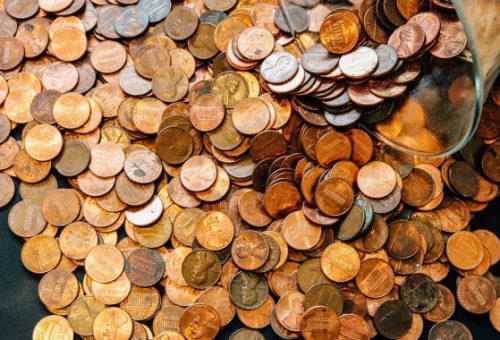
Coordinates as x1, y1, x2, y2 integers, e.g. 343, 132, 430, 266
67, 296, 106, 337
400, 273, 439, 313
429, 320, 473, 340
374, 299, 413, 339
38, 269, 79, 309
93, 307, 133, 340
179, 303, 221, 340
0, 172, 15, 208
320, 9, 360, 54
321, 242, 360, 282
457, 275, 497, 314
32, 315, 73, 340
85, 244, 125, 283
125, 248, 165, 287
446, 231, 484, 270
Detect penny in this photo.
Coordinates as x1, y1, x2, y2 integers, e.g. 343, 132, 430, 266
473, 229, 500, 265
24, 124, 63, 162
430, 19, 467, 59
188, 23, 219, 60
51, 28, 87, 62
374, 299, 413, 339
457, 275, 497, 314
125, 248, 165, 287
446, 231, 484, 270
337, 314, 370, 340
59, 222, 98, 261
42, 62, 79, 93
67, 296, 106, 337
402, 168, 435, 207
232, 98, 270, 135
429, 320, 473, 340
91, 40, 127, 74
190, 94, 225, 132
93, 307, 133, 340
38, 269, 79, 309
300, 306, 340, 340
449, 161, 479, 198
152, 66, 189, 103
400, 273, 439, 313
21, 235, 61, 274
195, 211, 234, 251
388, 24, 426, 59
179, 303, 221, 340
304, 283, 343, 315
355, 259, 394, 298
156, 127, 194, 165
114, 6, 149, 38
85, 244, 125, 283
41, 189, 81, 227
0, 37, 24, 70
281, 210, 321, 251
357, 161, 397, 198
423, 284, 456, 322
261, 52, 299, 84
386, 220, 421, 259
321, 242, 360, 282
238, 190, 272, 227
320, 9, 360, 54
0, 172, 15, 208
231, 230, 269, 270
125, 195, 164, 227
32, 315, 73, 340
53, 93, 90, 130
54, 140, 90, 177
16, 22, 49, 59
275, 291, 305, 332
89, 142, 125, 178
180, 155, 218, 192
196, 287, 235, 328
315, 177, 354, 217
124, 149, 162, 184
490, 298, 500, 332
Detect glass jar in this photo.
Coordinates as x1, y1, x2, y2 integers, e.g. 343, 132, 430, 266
365, 0, 500, 157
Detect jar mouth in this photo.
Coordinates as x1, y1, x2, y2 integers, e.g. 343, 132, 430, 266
365, 0, 499, 158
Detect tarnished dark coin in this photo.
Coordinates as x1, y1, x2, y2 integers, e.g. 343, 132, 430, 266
229, 271, 269, 310
114, 6, 149, 38
124, 248, 165, 287
400, 273, 439, 313
181, 250, 221, 289
448, 161, 479, 198
374, 300, 413, 339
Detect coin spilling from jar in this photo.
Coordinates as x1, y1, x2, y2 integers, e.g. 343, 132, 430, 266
0, 0, 499, 339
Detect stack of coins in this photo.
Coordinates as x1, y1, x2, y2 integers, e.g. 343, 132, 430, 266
0, 0, 499, 339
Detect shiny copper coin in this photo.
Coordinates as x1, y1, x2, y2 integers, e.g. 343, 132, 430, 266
21, 235, 61, 274
457, 275, 497, 314
85, 244, 125, 283
275, 291, 305, 332
388, 24, 426, 59
41, 189, 81, 227
179, 304, 221, 340
195, 211, 234, 251
315, 178, 354, 217
320, 9, 360, 54
446, 231, 484, 270
0, 172, 15, 208
231, 230, 269, 270
301, 306, 341, 340
321, 242, 360, 282
93, 307, 133, 340
38, 269, 79, 309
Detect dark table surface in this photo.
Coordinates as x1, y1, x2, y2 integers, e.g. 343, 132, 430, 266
0, 176, 498, 339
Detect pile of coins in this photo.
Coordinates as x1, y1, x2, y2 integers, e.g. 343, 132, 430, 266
0, 0, 499, 339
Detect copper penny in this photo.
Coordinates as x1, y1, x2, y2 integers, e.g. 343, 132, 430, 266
179, 304, 221, 340
357, 161, 397, 198
231, 230, 269, 271
457, 275, 497, 314
85, 244, 125, 283
89, 142, 125, 178
446, 231, 484, 270
321, 242, 360, 282
315, 178, 354, 217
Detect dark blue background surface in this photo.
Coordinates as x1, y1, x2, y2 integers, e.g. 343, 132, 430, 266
0, 176, 498, 339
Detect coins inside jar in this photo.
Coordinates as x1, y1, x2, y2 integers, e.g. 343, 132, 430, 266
0, 1, 499, 339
